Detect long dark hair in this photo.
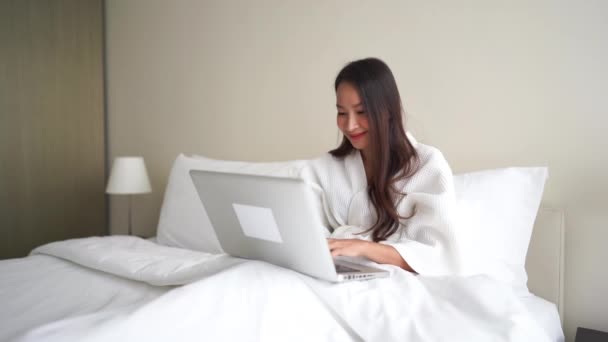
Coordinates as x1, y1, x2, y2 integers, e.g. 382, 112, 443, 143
330, 58, 419, 242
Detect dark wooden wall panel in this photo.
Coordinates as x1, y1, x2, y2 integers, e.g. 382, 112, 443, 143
0, 0, 106, 259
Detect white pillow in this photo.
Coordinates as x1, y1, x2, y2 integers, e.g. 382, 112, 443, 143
156, 154, 308, 253
454, 167, 548, 293
157, 153, 547, 292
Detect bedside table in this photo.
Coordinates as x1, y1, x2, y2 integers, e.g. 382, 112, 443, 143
575, 327, 608, 342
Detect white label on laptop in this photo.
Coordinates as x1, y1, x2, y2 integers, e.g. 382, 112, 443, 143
232, 203, 283, 243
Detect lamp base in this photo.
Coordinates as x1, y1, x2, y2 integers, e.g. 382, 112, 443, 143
128, 194, 132, 236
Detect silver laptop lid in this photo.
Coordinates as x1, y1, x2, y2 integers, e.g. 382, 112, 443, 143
189, 170, 340, 281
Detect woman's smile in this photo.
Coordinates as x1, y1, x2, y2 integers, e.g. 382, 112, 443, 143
349, 132, 367, 140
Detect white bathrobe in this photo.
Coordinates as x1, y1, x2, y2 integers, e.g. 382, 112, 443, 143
300, 141, 461, 276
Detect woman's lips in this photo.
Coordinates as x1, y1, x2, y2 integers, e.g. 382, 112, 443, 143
349, 132, 367, 140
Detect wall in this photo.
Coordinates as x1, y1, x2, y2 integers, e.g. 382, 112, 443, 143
105, 1, 608, 341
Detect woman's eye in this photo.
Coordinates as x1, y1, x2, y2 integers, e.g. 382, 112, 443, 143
337, 112, 346, 116
356, 111, 366, 115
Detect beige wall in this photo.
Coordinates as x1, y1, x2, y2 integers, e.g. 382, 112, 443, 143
105, 1, 608, 341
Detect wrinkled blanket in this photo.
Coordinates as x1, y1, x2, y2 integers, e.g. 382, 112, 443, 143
17, 236, 553, 342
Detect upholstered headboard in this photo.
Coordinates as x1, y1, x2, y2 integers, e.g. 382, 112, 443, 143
525, 208, 565, 324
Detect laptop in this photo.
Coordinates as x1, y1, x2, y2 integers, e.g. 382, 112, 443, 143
189, 170, 389, 282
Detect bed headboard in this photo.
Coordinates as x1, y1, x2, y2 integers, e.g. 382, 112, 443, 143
525, 208, 565, 324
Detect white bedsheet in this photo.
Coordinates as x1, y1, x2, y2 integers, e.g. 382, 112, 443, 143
0, 253, 168, 342
521, 295, 565, 342
4, 236, 563, 342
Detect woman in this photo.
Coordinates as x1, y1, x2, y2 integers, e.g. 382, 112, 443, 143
307, 58, 460, 276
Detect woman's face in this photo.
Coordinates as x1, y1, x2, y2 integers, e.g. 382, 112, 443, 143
336, 82, 370, 154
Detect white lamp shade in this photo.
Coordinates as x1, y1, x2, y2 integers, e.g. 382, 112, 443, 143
106, 156, 152, 194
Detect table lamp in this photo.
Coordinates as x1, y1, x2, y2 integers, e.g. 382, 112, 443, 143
106, 156, 152, 235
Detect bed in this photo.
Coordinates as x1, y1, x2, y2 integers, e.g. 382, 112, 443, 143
0, 156, 566, 342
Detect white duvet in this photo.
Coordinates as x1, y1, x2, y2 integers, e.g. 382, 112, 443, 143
15, 236, 554, 342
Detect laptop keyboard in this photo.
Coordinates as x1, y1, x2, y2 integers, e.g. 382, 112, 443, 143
335, 264, 360, 273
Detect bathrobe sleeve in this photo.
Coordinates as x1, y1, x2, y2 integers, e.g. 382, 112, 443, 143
381, 144, 461, 276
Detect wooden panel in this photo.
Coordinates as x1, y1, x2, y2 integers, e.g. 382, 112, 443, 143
0, 0, 106, 259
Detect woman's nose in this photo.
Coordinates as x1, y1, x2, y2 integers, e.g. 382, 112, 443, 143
347, 114, 359, 131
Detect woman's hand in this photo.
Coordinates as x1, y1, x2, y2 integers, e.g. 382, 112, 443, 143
327, 238, 371, 258
327, 238, 414, 272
